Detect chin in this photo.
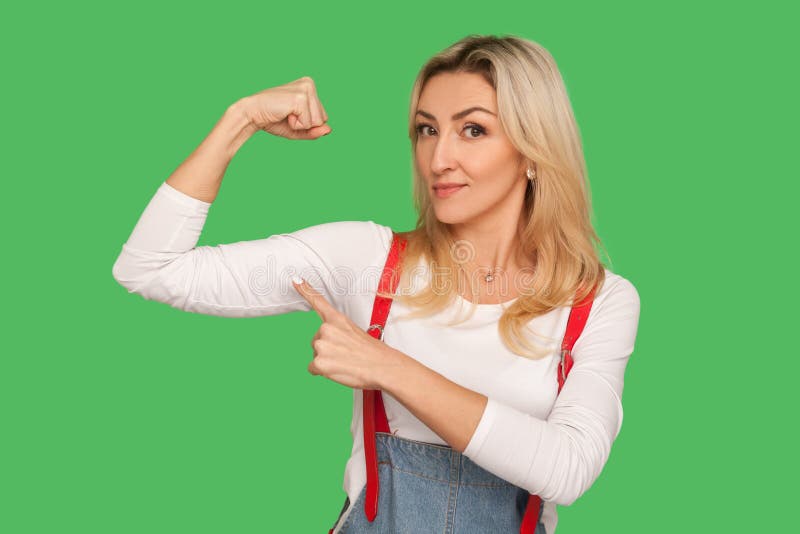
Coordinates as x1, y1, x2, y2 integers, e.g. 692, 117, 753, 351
432, 205, 472, 225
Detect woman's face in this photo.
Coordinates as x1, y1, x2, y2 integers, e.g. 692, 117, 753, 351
414, 71, 527, 226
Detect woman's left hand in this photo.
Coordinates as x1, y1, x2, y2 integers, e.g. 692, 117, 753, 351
292, 276, 400, 390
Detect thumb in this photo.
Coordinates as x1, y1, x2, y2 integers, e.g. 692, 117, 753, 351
292, 122, 332, 140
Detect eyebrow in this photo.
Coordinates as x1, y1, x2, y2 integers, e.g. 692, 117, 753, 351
415, 106, 497, 121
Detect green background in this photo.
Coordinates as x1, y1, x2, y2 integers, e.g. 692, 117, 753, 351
2, 0, 796, 532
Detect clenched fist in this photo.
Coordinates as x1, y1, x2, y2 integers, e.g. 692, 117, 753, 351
240, 76, 332, 140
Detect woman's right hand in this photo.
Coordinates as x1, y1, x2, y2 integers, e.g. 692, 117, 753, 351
239, 76, 332, 140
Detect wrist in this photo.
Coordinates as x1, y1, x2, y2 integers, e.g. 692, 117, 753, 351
220, 99, 259, 157
375, 346, 413, 393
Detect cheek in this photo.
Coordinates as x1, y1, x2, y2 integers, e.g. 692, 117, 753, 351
413, 149, 428, 177
466, 151, 517, 187
417, 145, 436, 162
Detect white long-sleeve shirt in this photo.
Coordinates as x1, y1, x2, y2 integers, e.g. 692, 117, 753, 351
112, 181, 641, 534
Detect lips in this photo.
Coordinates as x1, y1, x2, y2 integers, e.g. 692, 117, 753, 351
433, 183, 467, 198
433, 183, 467, 190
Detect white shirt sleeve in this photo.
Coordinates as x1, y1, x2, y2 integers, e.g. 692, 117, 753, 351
462, 276, 641, 506
111, 181, 389, 318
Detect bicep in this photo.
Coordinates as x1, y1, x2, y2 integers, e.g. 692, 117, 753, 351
112, 181, 391, 318
119, 235, 326, 317
114, 221, 388, 318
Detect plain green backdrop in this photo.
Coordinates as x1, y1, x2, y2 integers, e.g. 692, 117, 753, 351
2, 0, 796, 532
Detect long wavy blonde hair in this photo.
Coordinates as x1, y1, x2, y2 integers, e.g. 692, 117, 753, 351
379, 34, 610, 360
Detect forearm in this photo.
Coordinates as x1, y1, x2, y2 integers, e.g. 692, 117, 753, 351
165, 99, 259, 203
378, 349, 487, 453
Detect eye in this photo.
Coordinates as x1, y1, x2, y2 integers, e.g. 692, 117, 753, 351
415, 123, 486, 139
415, 124, 435, 136
464, 123, 486, 138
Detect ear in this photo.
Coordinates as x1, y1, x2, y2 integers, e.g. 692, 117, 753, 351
518, 156, 530, 177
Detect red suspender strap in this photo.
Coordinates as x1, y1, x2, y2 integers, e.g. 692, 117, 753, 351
519, 285, 597, 534
557, 286, 596, 393
362, 231, 407, 522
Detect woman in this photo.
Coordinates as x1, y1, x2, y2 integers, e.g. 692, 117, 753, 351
112, 34, 641, 534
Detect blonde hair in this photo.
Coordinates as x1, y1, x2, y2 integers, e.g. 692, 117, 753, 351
381, 34, 609, 360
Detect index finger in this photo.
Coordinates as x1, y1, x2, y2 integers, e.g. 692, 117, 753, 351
292, 276, 337, 322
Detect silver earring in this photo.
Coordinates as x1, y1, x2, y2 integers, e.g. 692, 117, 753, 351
526, 166, 536, 181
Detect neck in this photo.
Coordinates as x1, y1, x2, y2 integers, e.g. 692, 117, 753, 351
450, 194, 529, 273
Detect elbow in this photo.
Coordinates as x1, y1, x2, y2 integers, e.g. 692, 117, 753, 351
535, 456, 592, 507
535, 472, 586, 507
555, 447, 594, 506
529, 429, 610, 507
111, 245, 183, 299
112, 254, 136, 292
112, 247, 154, 294
110, 246, 197, 310
549, 488, 582, 508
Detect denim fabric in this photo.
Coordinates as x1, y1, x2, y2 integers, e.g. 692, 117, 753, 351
332, 432, 546, 534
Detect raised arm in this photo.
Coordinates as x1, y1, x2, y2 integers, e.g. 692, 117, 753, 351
163, 76, 332, 204
111, 78, 390, 318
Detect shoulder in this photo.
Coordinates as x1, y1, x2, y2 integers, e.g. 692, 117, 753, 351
592, 269, 640, 314
571, 268, 641, 360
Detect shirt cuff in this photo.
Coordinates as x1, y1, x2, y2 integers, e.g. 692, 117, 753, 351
159, 181, 212, 213
124, 181, 211, 252
463, 396, 500, 458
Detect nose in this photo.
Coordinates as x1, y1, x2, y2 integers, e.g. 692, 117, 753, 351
429, 127, 458, 176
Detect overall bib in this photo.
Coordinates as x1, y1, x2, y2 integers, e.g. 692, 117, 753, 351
328, 232, 596, 534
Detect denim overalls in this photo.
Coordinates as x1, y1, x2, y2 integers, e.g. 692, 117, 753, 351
328, 232, 596, 534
